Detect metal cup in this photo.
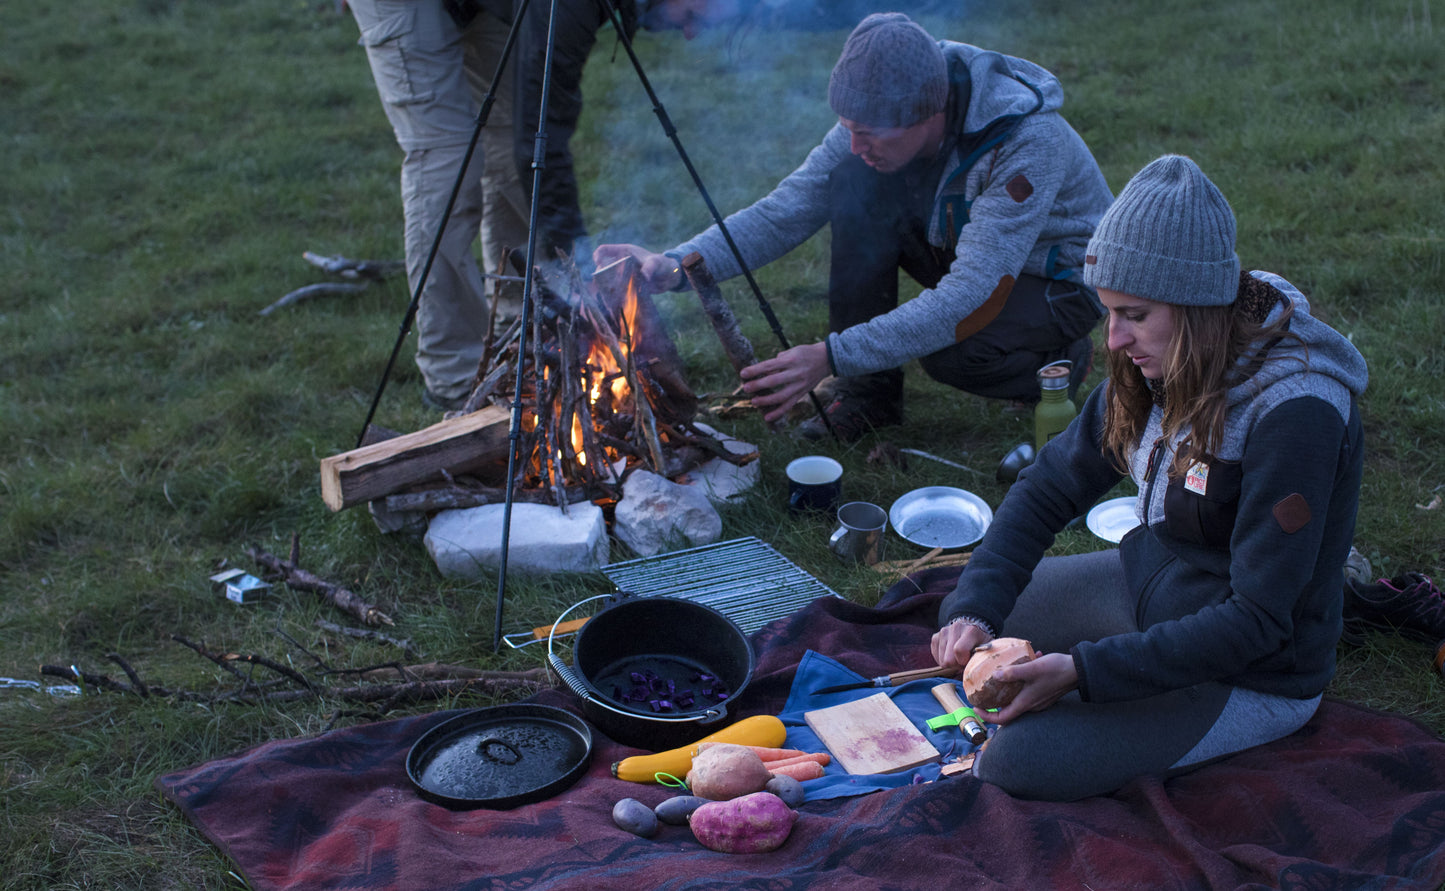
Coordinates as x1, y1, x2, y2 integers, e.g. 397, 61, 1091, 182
829, 501, 887, 565
786, 456, 843, 514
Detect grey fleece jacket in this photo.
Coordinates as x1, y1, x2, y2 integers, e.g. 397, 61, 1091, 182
667, 41, 1113, 377
938, 272, 1369, 703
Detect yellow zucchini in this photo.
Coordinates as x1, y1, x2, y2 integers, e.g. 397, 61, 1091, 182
610, 714, 788, 783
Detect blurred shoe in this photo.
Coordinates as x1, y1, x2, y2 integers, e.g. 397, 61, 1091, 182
797, 372, 903, 443
422, 387, 468, 413
1341, 571, 1445, 644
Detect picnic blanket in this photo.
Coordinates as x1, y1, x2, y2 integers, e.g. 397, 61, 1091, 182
157, 567, 1445, 890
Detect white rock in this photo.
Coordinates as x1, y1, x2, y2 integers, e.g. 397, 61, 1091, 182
613, 470, 722, 557
678, 436, 759, 504
425, 501, 609, 578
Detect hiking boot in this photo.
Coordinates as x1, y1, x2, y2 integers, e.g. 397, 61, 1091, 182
796, 372, 903, 443
1341, 571, 1445, 644
422, 387, 468, 413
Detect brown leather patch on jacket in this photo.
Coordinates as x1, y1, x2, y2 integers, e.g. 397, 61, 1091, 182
1006, 174, 1034, 203
955, 275, 1015, 341
1272, 493, 1312, 533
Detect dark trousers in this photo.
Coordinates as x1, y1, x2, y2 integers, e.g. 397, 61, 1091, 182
827, 156, 1102, 402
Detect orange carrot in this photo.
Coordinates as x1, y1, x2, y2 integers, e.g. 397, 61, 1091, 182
757, 752, 831, 770
768, 760, 826, 781
693, 742, 808, 761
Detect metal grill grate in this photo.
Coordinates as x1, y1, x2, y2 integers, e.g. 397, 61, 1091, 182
602, 537, 839, 635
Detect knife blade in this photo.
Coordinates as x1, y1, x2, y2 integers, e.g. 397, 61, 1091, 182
811, 664, 957, 695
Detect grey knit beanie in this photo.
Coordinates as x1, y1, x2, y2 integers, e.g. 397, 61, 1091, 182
827, 13, 948, 128
1083, 155, 1240, 307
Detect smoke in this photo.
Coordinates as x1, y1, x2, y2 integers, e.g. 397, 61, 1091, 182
579, 2, 971, 254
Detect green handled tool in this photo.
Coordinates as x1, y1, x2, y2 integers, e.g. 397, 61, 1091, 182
927, 682, 988, 745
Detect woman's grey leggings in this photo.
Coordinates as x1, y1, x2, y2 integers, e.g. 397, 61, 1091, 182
972, 550, 1319, 801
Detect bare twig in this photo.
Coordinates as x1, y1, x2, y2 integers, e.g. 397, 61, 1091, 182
246, 534, 394, 626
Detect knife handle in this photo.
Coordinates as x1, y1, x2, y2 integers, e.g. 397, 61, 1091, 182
931, 682, 967, 713
888, 665, 958, 685
931, 682, 988, 745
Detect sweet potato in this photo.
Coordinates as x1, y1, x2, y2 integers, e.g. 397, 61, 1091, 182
685, 743, 773, 801
961, 637, 1038, 710
689, 791, 797, 853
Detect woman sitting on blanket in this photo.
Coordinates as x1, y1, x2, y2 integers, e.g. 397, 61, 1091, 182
930, 154, 1368, 801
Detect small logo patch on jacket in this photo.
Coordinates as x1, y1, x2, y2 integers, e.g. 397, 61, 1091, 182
1272, 493, 1312, 533
1006, 174, 1034, 203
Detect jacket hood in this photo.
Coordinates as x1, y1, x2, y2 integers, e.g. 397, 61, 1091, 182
942, 42, 1063, 136
1228, 271, 1368, 419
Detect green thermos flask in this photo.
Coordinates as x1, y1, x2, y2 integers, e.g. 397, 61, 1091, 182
1033, 362, 1077, 452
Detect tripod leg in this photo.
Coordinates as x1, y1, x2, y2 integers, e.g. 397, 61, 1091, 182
588, 0, 838, 440
353, 0, 534, 447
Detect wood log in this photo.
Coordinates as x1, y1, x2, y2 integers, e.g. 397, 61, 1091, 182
682, 251, 757, 374
319, 404, 511, 510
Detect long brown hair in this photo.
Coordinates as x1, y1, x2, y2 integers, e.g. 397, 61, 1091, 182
1101, 286, 1299, 478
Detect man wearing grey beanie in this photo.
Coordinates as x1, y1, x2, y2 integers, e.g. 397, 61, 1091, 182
596, 12, 1113, 441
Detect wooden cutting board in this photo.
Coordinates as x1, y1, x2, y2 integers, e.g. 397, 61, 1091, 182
804, 692, 941, 775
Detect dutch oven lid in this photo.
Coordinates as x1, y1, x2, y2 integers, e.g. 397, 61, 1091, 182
406, 704, 593, 810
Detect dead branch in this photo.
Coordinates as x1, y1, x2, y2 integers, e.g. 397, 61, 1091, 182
247, 533, 394, 626
314, 619, 418, 658
351, 663, 550, 684
682, 251, 757, 375
302, 251, 404, 281
259, 281, 370, 316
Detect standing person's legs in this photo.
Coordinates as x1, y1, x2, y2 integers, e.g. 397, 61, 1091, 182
511, 0, 603, 264
465, 10, 530, 319
350, 0, 491, 404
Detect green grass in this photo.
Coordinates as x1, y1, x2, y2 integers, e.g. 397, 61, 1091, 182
1, 0, 1442, 886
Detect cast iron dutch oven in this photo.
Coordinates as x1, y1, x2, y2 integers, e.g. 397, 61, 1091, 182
548, 593, 755, 750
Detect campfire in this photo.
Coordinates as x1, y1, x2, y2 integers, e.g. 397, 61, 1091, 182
318, 254, 759, 531
466, 255, 749, 508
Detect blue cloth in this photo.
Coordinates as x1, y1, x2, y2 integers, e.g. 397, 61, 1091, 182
779, 650, 983, 801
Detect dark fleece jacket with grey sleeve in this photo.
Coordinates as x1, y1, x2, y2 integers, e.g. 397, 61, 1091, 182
667, 41, 1113, 377
937, 272, 1369, 703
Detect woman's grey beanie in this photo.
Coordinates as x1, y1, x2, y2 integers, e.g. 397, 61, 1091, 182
827, 13, 948, 128
1083, 155, 1240, 306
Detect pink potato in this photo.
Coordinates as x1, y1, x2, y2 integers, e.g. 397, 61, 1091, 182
689, 791, 797, 854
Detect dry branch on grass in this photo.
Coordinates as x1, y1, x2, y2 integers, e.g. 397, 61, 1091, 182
247, 533, 393, 626
38, 643, 552, 711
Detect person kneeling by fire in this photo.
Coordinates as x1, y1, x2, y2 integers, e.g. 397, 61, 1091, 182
930, 154, 1368, 801
594, 12, 1113, 442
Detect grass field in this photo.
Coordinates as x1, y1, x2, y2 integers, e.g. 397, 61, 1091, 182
1, 0, 1442, 886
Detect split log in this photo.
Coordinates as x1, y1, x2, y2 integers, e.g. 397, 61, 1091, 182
384, 482, 589, 513
320, 404, 511, 510
247, 536, 394, 626
682, 251, 757, 375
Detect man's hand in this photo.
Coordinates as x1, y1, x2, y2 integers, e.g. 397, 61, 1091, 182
930, 618, 991, 670
983, 652, 1078, 724
739, 342, 829, 422
591, 244, 684, 291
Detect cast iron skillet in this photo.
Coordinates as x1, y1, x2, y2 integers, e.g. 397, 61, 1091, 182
407, 704, 593, 810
